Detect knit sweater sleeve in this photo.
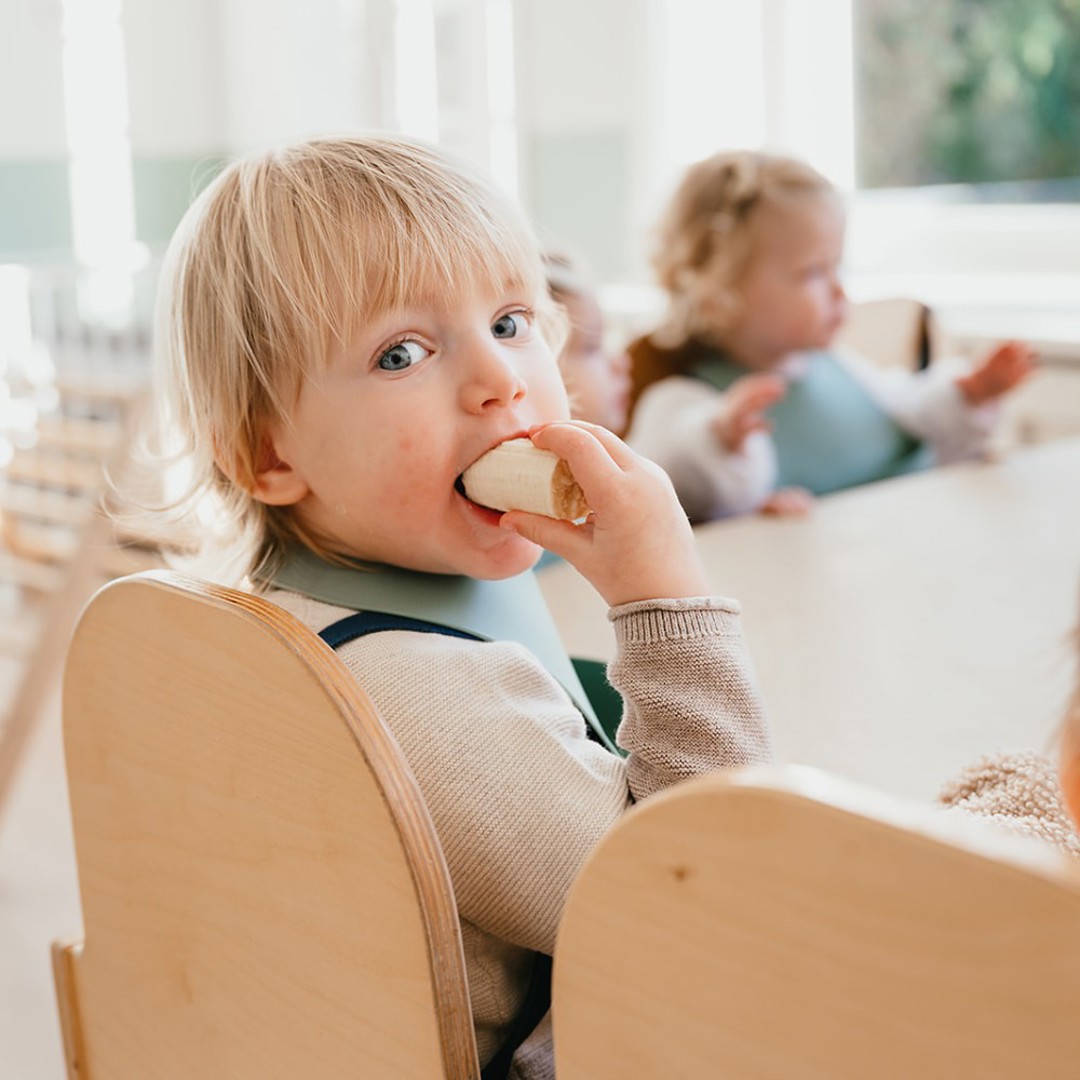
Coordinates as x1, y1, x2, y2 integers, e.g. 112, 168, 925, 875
609, 596, 772, 800
266, 589, 770, 956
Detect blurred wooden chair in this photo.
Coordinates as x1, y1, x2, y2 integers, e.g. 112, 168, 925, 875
834, 296, 934, 372
554, 766, 1080, 1080
0, 364, 167, 820
52, 570, 479, 1079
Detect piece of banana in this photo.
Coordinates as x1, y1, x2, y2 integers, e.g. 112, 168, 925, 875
461, 438, 588, 520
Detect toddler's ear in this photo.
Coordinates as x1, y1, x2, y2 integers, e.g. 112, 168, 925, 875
250, 434, 310, 506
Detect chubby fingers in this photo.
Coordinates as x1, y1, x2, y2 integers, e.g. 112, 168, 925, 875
729, 373, 787, 414
529, 419, 635, 468
500, 507, 591, 556
981, 341, 1037, 395
525, 423, 629, 510
759, 486, 814, 517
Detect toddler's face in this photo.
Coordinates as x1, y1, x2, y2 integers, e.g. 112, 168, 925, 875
257, 277, 571, 578
728, 194, 848, 368
558, 292, 632, 433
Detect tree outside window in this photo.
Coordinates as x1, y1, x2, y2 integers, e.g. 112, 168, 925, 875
855, 0, 1080, 199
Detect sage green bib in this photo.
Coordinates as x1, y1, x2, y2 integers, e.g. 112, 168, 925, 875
264, 547, 619, 754
692, 351, 932, 495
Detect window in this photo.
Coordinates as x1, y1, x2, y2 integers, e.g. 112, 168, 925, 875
60, 0, 140, 324
854, 0, 1080, 199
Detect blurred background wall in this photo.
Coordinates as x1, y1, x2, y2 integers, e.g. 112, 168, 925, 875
0, 0, 1078, 333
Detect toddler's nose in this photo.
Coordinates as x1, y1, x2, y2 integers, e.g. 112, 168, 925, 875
461, 342, 527, 413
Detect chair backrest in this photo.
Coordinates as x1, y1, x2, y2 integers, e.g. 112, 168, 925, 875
55, 570, 479, 1079
833, 296, 933, 371
553, 766, 1080, 1080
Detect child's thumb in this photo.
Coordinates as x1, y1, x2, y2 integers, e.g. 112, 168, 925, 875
500, 510, 583, 558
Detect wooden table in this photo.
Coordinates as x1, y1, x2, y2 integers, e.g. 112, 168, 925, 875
539, 438, 1080, 800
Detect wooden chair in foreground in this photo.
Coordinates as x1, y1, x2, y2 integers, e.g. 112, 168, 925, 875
56, 571, 1080, 1079
554, 767, 1080, 1080
53, 570, 479, 1079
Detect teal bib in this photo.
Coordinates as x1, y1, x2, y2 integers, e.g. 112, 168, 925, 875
263, 547, 620, 754
692, 352, 931, 495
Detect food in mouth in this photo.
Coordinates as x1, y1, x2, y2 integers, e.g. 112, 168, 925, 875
460, 438, 588, 520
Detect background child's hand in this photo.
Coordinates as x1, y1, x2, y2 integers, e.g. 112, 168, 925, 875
501, 421, 711, 607
709, 373, 787, 452
955, 341, 1035, 407
759, 487, 814, 517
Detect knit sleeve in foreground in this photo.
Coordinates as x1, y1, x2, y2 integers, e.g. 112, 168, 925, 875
607, 595, 773, 801
937, 750, 1080, 859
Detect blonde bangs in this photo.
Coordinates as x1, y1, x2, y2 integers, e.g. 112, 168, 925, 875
337, 185, 544, 345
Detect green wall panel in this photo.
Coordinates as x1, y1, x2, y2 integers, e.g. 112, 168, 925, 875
0, 159, 72, 257
133, 154, 226, 248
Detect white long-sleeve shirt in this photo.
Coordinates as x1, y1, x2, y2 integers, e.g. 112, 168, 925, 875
627, 348, 1001, 522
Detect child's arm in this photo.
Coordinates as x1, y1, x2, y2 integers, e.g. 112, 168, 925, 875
625, 378, 777, 521
833, 344, 1030, 465
711, 377, 812, 517
709, 373, 786, 452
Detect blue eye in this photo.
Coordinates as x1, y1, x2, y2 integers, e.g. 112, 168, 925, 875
377, 340, 430, 371
492, 311, 530, 340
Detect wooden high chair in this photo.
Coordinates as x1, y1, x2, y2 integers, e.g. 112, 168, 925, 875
52, 570, 479, 1079
553, 767, 1080, 1079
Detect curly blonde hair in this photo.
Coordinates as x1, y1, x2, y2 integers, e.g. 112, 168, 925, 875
651, 150, 837, 348
149, 134, 552, 581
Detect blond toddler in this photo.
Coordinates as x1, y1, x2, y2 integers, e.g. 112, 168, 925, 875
152, 135, 771, 1079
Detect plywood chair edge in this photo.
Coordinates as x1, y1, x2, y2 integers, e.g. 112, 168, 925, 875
553, 763, 1080, 1080
65, 568, 480, 1079
51, 937, 86, 1080
603, 763, 1080, 890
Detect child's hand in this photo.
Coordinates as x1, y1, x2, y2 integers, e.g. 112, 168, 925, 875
501, 421, 710, 607
759, 487, 814, 517
955, 341, 1036, 406
709, 373, 787, 452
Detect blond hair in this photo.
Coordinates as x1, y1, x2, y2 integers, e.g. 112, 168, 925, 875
651, 150, 837, 348
151, 134, 550, 580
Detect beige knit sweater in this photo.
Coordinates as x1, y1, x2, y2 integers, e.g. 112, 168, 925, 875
938, 750, 1080, 859
266, 588, 771, 1078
